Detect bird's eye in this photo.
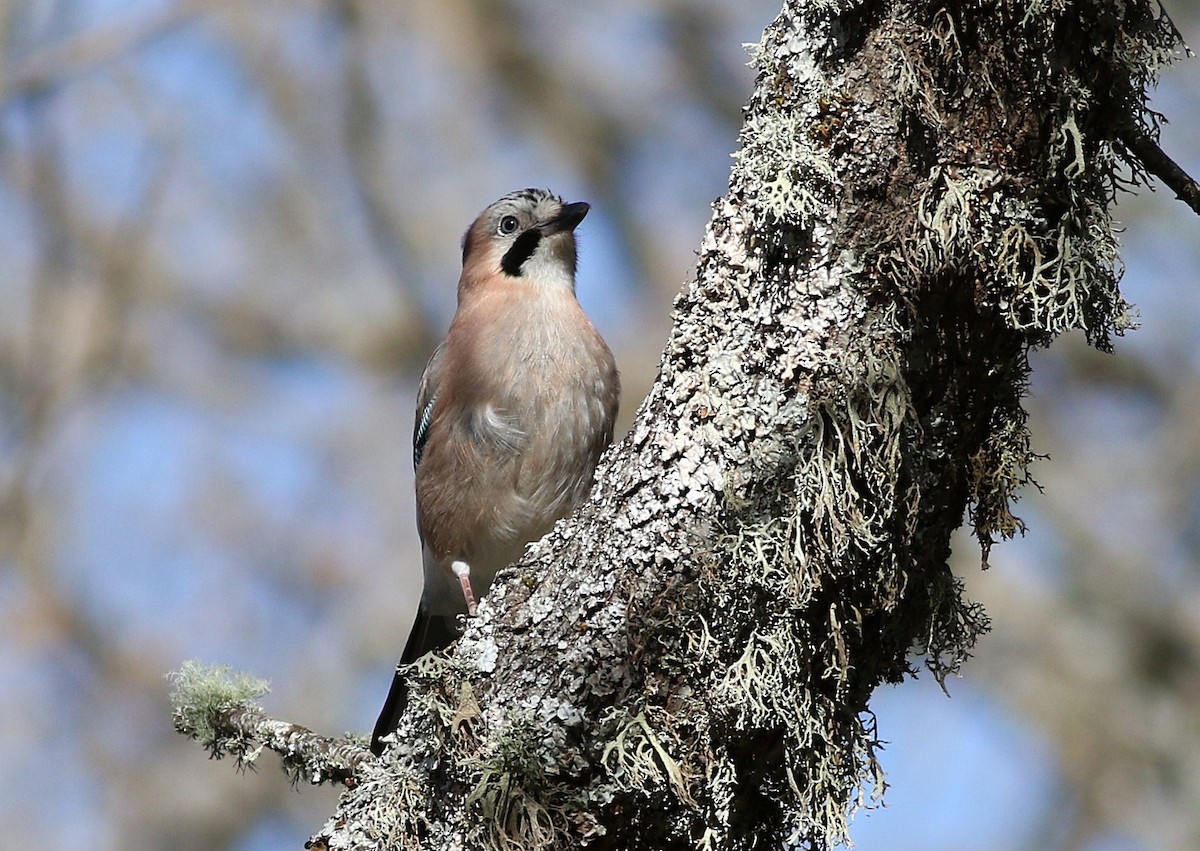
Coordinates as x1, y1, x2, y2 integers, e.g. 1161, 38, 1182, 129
498, 215, 520, 235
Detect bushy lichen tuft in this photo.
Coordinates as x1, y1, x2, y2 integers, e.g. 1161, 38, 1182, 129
858, 0, 1180, 558
168, 661, 269, 744
737, 110, 838, 224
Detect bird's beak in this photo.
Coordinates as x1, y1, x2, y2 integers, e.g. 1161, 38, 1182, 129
539, 201, 589, 236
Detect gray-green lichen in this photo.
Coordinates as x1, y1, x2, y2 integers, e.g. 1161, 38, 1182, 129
169, 660, 270, 744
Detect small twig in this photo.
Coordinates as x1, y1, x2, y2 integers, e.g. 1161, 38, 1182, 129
1118, 124, 1200, 216
196, 705, 371, 787
169, 662, 371, 788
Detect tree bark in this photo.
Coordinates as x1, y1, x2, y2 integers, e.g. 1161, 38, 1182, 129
296, 0, 1187, 847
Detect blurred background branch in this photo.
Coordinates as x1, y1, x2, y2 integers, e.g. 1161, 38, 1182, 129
0, 1, 1196, 849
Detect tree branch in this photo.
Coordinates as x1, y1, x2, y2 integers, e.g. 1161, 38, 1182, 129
169, 662, 367, 788
1118, 123, 1200, 216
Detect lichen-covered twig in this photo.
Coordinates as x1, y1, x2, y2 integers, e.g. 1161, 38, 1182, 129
168, 661, 368, 788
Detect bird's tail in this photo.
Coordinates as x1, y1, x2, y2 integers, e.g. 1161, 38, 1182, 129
369, 602, 461, 756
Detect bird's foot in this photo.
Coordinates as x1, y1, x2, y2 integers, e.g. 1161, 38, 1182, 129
451, 560, 478, 616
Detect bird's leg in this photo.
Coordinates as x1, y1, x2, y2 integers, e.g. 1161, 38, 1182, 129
451, 560, 477, 616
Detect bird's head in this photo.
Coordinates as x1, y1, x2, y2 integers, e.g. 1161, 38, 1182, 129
460, 188, 589, 294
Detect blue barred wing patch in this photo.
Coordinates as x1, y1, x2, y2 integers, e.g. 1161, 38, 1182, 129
413, 396, 437, 468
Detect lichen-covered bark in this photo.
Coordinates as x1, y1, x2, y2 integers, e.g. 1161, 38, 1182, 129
311, 1, 1184, 848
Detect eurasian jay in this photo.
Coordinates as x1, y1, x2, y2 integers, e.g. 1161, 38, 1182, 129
370, 188, 620, 755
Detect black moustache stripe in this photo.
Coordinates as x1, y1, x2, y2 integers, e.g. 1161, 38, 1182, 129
501, 230, 542, 277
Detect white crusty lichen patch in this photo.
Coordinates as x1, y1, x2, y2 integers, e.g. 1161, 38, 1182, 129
737, 10, 840, 225
737, 110, 837, 223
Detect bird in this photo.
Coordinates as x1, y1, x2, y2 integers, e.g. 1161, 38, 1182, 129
370, 188, 620, 756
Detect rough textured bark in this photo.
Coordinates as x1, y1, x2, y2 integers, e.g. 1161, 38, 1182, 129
177, 1, 1191, 848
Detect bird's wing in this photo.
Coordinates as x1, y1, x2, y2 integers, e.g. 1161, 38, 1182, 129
415, 337, 529, 466
413, 342, 447, 469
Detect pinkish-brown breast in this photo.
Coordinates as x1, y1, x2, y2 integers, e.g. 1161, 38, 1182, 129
415, 282, 618, 613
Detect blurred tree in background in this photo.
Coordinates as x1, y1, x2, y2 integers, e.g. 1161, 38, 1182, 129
0, 1, 1196, 849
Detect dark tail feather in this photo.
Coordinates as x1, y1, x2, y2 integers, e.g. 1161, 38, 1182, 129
370, 603, 460, 755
